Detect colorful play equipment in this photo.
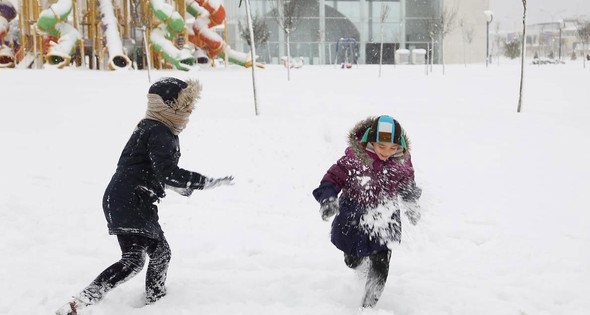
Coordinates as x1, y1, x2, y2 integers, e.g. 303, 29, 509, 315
6, 0, 258, 70
187, 0, 257, 67
98, 0, 132, 69
148, 0, 195, 70
0, 0, 17, 67
36, 0, 82, 68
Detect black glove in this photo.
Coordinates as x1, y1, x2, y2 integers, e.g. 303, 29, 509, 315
202, 176, 234, 190
403, 201, 421, 225
320, 197, 339, 221
405, 210, 421, 225
400, 182, 422, 202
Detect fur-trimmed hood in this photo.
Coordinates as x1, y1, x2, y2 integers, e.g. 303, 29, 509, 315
145, 79, 202, 135
169, 79, 202, 112
347, 116, 412, 168
147, 78, 202, 112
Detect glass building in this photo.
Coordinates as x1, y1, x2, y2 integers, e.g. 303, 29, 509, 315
222, 0, 489, 65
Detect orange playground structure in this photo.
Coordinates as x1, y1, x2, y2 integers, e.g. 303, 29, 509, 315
0, 0, 258, 70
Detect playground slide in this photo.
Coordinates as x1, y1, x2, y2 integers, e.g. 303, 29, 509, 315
149, 0, 196, 70
187, 0, 259, 67
16, 52, 35, 68
37, 0, 82, 68
0, 0, 16, 68
0, 45, 14, 67
187, 1, 224, 58
98, 0, 131, 70
150, 25, 195, 71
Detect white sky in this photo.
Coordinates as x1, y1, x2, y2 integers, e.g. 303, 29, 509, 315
490, 0, 590, 30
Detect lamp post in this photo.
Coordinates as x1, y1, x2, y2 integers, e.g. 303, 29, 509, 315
558, 19, 564, 60
540, 9, 566, 60
484, 10, 494, 67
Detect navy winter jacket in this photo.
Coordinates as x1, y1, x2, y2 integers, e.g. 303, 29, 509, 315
102, 119, 207, 239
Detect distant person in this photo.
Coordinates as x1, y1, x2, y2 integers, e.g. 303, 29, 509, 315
312, 115, 422, 309
56, 77, 234, 315
587, 54, 590, 61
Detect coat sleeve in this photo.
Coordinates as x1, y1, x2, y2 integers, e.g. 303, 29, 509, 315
312, 156, 349, 203
397, 154, 421, 201
147, 127, 208, 190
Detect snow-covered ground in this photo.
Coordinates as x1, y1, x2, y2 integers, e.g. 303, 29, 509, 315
1, 61, 589, 315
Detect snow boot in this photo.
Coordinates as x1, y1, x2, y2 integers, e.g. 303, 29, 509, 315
360, 251, 391, 308
360, 275, 385, 308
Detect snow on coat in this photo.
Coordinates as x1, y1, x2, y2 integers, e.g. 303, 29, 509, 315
102, 119, 208, 240
313, 117, 417, 257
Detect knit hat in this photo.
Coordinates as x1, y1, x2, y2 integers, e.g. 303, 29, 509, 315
149, 77, 187, 104
361, 115, 407, 148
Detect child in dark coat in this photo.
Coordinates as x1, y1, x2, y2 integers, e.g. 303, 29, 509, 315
56, 77, 234, 315
312, 115, 421, 309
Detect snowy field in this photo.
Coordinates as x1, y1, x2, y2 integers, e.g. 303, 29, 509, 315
1, 61, 589, 315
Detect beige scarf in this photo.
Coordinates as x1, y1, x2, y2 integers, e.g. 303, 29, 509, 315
145, 79, 202, 135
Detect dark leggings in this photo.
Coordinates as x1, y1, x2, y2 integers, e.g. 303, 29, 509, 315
80, 234, 171, 304
344, 250, 391, 308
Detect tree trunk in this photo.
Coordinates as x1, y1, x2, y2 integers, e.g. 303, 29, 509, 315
244, 0, 260, 115
379, 23, 384, 77
441, 40, 445, 75
286, 31, 291, 81
517, 1, 527, 113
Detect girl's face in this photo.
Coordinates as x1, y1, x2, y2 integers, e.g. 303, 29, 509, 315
372, 142, 402, 161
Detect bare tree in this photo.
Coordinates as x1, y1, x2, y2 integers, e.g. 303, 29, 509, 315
239, 16, 271, 50
433, 5, 458, 74
425, 5, 457, 74
459, 17, 474, 67
440, 6, 458, 74
576, 21, 590, 68
495, 22, 501, 65
239, 0, 260, 115
378, 4, 390, 78
272, 0, 304, 80
517, 0, 527, 113
425, 20, 437, 73
465, 27, 474, 64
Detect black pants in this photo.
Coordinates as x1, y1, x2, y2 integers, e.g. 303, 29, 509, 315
344, 250, 391, 308
79, 234, 171, 305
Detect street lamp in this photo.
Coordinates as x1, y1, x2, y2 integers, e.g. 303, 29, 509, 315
540, 9, 566, 60
484, 10, 494, 67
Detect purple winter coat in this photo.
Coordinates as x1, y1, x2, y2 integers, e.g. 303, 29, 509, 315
313, 117, 417, 257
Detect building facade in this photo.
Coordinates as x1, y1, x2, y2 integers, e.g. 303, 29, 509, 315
222, 0, 489, 65
493, 19, 589, 61
523, 20, 586, 60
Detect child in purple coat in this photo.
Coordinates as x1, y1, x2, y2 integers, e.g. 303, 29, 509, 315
312, 115, 421, 309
